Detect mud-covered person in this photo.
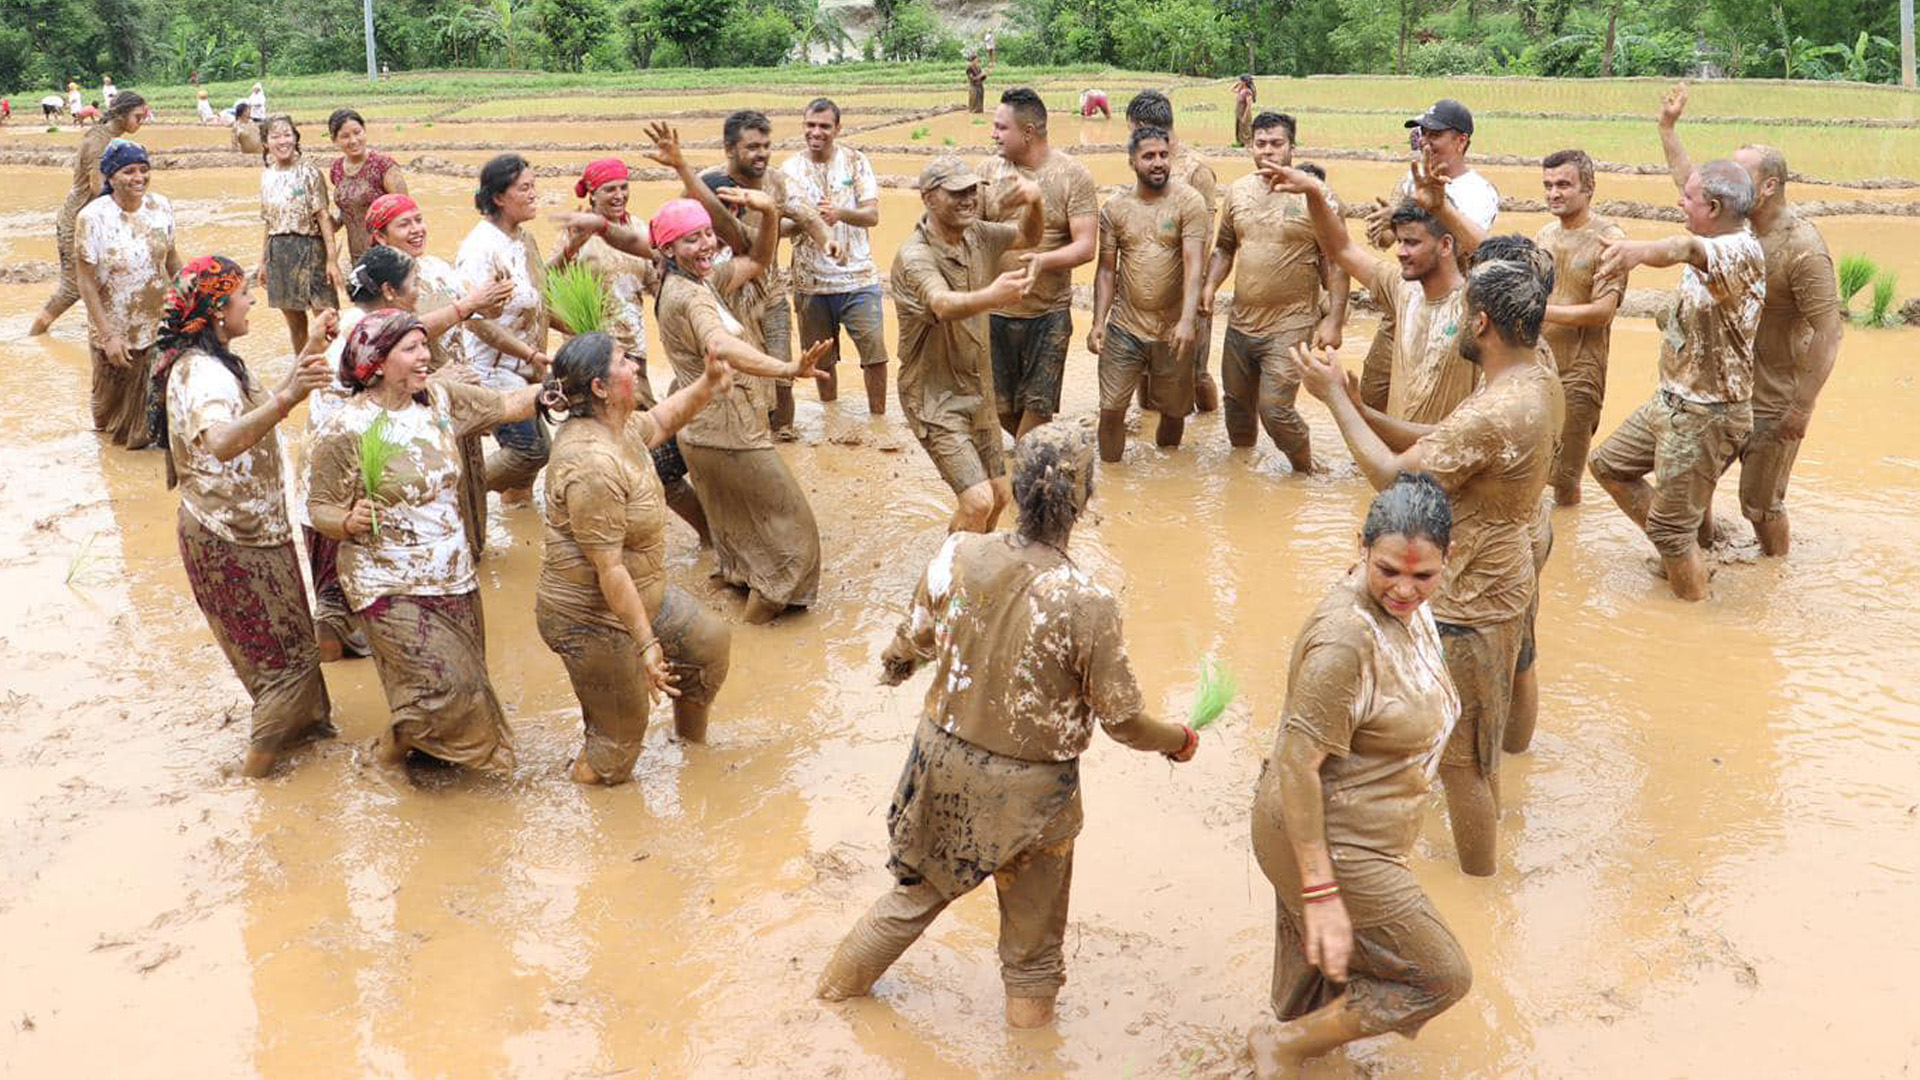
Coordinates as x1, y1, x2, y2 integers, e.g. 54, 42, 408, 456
535, 332, 735, 785
816, 420, 1199, 1027
255, 115, 343, 356
1588, 156, 1764, 602
1658, 83, 1841, 557
1246, 473, 1471, 1078
327, 108, 408, 264
697, 111, 836, 440
1283, 163, 1473, 426
230, 101, 262, 155
781, 99, 890, 417
30, 90, 147, 337
1292, 229, 1562, 876
965, 51, 990, 114
649, 195, 835, 623
1088, 126, 1209, 462
1534, 149, 1629, 506
154, 256, 337, 778
456, 153, 553, 506
1233, 74, 1257, 147
307, 310, 547, 771
74, 138, 178, 449
1125, 90, 1221, 413
976, 87, 1098, 438
1358, 99, 1500, 411
1201, 111, 1349, 472
892, 157, 1043, 533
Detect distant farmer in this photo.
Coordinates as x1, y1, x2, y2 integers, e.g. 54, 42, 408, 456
781, 98, 890, 416
1233, 74, 1257, 147
982, 27, 996, 62
66, 82, 82, 116
1127, 90, 1220, 413
1658, 83, 1840, 558
978, 87, 1099, 437
965, 52, 991, 114
1588, 155, 1764, 602
42, 94, 64, 121
1079, 89, 1110, 120
196, 89, 215, 124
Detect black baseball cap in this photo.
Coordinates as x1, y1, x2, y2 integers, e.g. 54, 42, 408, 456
1405, 99, 1474, 136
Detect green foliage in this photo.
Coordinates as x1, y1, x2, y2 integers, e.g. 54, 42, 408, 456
545, 262, 614, 335
536, 0, 613, 72
717, 3, 799, 67
1837, 253, 1876, 313
1864, 268, 1899, 328
1110, 0, 1234, 76
909, 124, 929, 139
646, 0, 733, 68
879, 0, 959, 62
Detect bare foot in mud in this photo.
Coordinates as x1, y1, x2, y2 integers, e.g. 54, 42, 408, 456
373, 730, 408, 767
500, 485, 533, 508
743, 590, 784, 624
569, 755, 603, 785
1247, 1019, 1297, 1079
1005, 995, 1056, 1028
1643, 554, 1718, 582
241, 747, 277, 778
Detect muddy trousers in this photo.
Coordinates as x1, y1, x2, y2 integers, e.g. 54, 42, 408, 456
43, 205, 82, 321
485, 415, 549, 491
1221, 326, 1312, 460
823, 822, 1075, 1000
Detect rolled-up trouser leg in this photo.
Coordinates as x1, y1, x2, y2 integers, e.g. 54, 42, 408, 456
43, 206, 83, 322
818, 879, 952, 998
485, 415, 549, 492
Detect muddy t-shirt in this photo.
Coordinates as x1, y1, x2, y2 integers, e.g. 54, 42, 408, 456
1537, 215, 1628, 381
62, 125, 116, 217
259, 162, 327, 236
74, 192, 175, 350
414, 255, 473, 372
167, 350, 290, 547
892, 217, 1021, 441
1367, 261, 1476, 424
1659, 229, 1765, 405
1099, 184, 1209, 342
658, 264, 772, 452
1751, 212, 1839, 416
1255, 569, 1459, 927
1170, 144, 1218, 219
455, 219, 549, 390
883, 532, 1170, 764
538, 411, 667, 630
575, 232, 657, 362
780, 145, 880, 294
1215, 176, 1326, 337
307, 381, 505, 611
1417, 360, 1562, 627
976, 149, 1097, 318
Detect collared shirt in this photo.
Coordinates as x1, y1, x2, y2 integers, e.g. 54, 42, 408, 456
1659, 229, 1766, 404
779, 145, 880, 294
891, 215, 1021, 440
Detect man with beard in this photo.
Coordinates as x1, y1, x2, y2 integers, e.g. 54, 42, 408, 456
1588, 157, 1764, 602
891, 158, 1043, 532
1200, 111, 1348, 472
781, 99, 889, 416
1292, 228, 1562, 877
1126, 90, 1221, 413
1089, 126, 1209, 463
1276, 164, 1473, 425
976, 87, 1098, 437
701, 109, 836, 438
1659, 84, 1841, 556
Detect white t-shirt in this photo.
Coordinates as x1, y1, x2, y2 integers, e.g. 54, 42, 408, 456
67, 89, 82, 113
454, 219, 545, 389
101, 83, 117, 107
197, 97, 215, 122
249, 88, 267, 117
1398, 166, 1500, 230
779, 145, 880, 294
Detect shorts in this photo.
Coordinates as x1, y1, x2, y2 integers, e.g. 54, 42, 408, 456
795, 285, 888, 369
1437, 616, 1525, 776
760, 300, 794, 386
911, 411, 1005, 495
1098, 322, 1192, 415
264, 233, 337, 311
1589, 391, 1751, 558
1736, 411, 1800, 525
990, 310, 1071, 422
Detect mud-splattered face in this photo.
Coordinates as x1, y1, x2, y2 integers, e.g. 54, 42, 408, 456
590, 179, 629, 221
1362, 533, 1446, 621
923, 184, 980, 232
1542, 161, 1591, 220
727, 127, 771, 180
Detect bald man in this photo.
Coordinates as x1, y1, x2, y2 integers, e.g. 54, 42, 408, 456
1659, 84, 1841, 557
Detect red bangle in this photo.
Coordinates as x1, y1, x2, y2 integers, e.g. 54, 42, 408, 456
1304, 891, 1342, 905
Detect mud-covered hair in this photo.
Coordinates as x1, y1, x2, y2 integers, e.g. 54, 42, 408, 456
1000, 87, 1047, 132
347, 245, 414, 305
327, 107, 366, 138
538, 332, 617, 423
1388, 198, 1447, 241
1541, 148, 1595, 192
1125, 89, 1173, 131
1464, 235, 1553, 348
1363, 472, 1452, 554
1251, 111, 1295, 142
475, 152, 530, 217
1012, 429, 1095, 547
723, 109, 772, 149
1128, 125, 1170, 157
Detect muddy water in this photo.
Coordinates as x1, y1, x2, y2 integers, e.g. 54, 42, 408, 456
3, 117, 1919, 1080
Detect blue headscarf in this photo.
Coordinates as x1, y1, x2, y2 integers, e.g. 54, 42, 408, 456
100, 138, 149, 193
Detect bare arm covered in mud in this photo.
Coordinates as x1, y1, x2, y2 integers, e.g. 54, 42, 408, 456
1293, 342, 1427, 489
1086, 597, 1195, 761
1086, 215, 1118, 354
1270, 641, 1366, 982
1317, 258, 1351, 350
639, 340, 732, 448
1545, 290, 1623, 329
199, 325, 334, 462
1784, 308, 1844, 439
1657, 83, 1694, 195
582, 542, 674, 700
417, 277, 514, 340
879, 551, 944, 683
1406, 157, 1487, 257
1598, 232, 1710, 278
1031, 210, 1096, 282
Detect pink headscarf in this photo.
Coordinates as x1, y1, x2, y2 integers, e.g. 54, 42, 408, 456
649, 198, 711, 251
365, 193, 419, 235
575, 158, 629, 198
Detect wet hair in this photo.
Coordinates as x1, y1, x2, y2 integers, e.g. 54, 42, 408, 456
261, 114, 300, 163
327, 107, 366, 138
1251, 111, 1295, 142
1388, 198, 1446, 241
1128, 125, 1170, 158
1697, 158, 1754, 219
999, 87, 1047, 132
804, 97, 841, 125
1464, 236, 1552, 348
1541, 148, 1595, 192
475, 152, 530, 217
103, 91, 146, 126
347, 244, 414, 304
1298, 161, 1326, 181
234, 101, 251, 121
538, 332, 617, 423
723, 109, 772, 149
1125, 89, 1173, 131
1740, 142, 1789, 192
1011, 439, 1093, 548
1362, 472, 1452, 554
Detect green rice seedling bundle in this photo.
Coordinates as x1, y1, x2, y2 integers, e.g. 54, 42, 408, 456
1837, 253, 1876, 316
1188, 655, 1239, 731
358, 412, 405, 539
544, 261, 613, 335
1867, 268, 1899, 328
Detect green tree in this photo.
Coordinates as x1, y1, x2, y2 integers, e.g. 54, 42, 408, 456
646, 0, 733, 66
1111, 0, 1233, 74
718, 2, 797, 65
536, 0, 612, 70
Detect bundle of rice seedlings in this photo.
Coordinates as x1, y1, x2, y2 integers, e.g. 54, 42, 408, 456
1866, 268, 1900, 328
1837, 253, 1876, 316
1188, 655, 1239, 731
358, 411, 405, 539
544, 261, 613, 335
